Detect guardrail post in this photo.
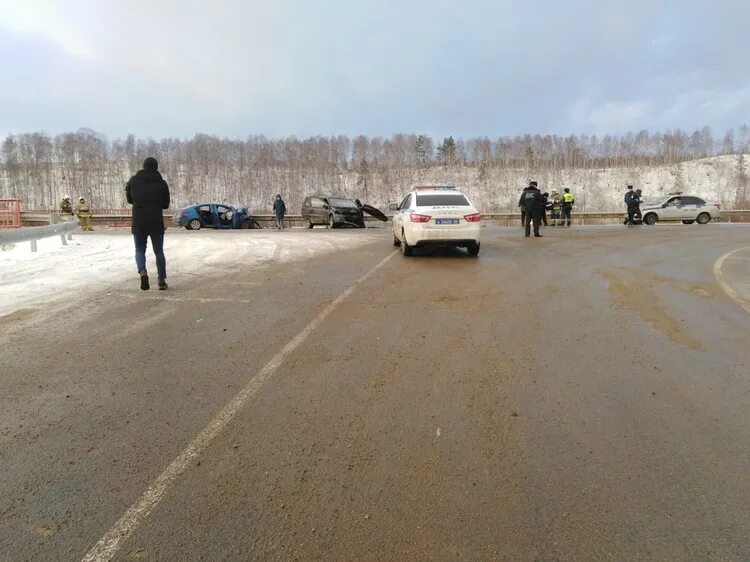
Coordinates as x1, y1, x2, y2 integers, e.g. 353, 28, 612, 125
31, 239, 38, 252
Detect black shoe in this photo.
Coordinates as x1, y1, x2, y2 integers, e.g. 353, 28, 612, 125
158, 278, 168, 291
534, 234, 543, 237
139, 270, 150, 291
524, 234, 530, 237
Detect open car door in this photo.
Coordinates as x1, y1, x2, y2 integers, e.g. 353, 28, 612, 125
360, 204, 388, 222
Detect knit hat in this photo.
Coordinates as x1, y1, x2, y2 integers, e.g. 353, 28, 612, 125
143, 157, 159, 171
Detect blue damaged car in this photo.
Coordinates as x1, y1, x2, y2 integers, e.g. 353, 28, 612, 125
174, 203, 261, 230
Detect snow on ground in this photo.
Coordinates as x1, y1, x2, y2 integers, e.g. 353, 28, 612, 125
0, 228, 383, 316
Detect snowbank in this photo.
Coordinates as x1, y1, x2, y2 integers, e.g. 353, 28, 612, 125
0, 229, 382, 316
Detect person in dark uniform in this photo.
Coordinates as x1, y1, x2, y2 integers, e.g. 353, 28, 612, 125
624, 185, 635, 224
561, 188, 574, 226
541, 192, 549, 226
518, 181, 545, 237
126, 157, 171, 291
273, 194, 287, 229
632, 189, 643, 223
60, 195, 73, 215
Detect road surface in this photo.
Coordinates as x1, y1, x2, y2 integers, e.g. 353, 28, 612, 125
1, 225, 749, 561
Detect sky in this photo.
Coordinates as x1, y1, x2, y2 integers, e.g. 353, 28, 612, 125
1, 0, 749, 140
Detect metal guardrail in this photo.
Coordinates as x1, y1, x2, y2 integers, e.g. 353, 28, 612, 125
0, 220, 77, 252
19, 210, 750, 227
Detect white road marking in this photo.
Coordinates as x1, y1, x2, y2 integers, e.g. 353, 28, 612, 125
713, 246, 750, 314
107, 308, 176, 341
81, 250, 397, 562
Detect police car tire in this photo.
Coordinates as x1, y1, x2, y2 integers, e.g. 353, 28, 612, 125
401, 232, 413, 256
696, 213, 711, 225
643, 213, 658, 226
393, 234, 401, 247
467, 242, 480, 257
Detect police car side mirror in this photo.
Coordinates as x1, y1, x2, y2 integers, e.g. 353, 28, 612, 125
388, 203, 399, 211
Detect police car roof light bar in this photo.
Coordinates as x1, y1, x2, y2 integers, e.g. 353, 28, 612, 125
410, 183, 456, 190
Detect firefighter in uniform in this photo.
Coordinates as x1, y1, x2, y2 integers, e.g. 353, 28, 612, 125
549, 189, 563, 226
561, 188, 574, 227
74, 197, 94, 231
60, 195, 73, 215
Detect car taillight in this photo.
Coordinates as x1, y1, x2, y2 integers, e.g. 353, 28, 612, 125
464, 213, 482, 222
409, 213, 432, 223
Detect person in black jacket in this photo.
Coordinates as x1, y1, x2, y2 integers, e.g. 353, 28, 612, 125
518, 181, 545, 237
126, 157, 171, 291
273, 194, 287, 229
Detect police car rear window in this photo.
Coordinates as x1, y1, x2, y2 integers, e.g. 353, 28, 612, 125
416, 194, 470, 206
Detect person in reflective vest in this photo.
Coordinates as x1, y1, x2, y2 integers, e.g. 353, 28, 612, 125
561, 188, 574, 227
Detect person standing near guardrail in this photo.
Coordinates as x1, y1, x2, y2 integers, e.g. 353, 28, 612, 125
519, 181, 544, 237
126, 157, 171, 291
74, 197, 94, 231
60, 195, 73, 215
273, 194, 286, 229
561, 188, 575, 227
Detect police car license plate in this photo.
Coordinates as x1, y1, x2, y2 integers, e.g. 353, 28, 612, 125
435, 218, 459, 225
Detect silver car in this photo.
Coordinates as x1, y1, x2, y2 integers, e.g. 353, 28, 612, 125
640, 194, 722, 225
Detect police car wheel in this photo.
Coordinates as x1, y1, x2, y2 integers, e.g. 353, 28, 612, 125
643, 213, 657, 226
401, 232, 413, 256
328, 215, 336, 229
393, 234, 401, 247
467, 242, 480, 257
696, 213, 711, 225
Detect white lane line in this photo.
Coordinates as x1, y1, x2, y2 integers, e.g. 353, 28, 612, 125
713, 245, 750, 314
81, 250, 397, 562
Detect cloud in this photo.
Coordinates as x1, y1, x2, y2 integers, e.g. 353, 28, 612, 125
0, 0, 748, 138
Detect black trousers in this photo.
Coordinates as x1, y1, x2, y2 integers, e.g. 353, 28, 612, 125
561, 205, 572, 225
626, 205, 642, 224
525, 210, 541, 236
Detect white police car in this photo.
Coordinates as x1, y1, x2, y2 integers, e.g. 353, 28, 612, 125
389, 184, 482, 256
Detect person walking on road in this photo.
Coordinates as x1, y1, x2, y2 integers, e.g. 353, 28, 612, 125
561, 188, 575, 227
519, 181, 545, 238
126, 157, 171, 291
273, 194, 287, 230
74, 197, 94, 231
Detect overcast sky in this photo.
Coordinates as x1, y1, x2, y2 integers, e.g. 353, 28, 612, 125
1, 0, 748, 140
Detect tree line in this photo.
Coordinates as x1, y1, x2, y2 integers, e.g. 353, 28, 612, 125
1, 126, 748, 212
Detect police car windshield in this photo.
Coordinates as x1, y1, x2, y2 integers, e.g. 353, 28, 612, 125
416, 194, 470, 206
328, 198, 358, 208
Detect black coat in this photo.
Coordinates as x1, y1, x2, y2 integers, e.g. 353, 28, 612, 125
126, 169, 170, 234
519, 187, 545, 213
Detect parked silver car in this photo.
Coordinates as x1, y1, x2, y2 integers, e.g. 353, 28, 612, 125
640, 194, 722, 225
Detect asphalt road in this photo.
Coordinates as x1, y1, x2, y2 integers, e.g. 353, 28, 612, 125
1, 224, 749, 561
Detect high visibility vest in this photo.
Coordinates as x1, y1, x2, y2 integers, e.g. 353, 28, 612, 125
563, 193, 574, 203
